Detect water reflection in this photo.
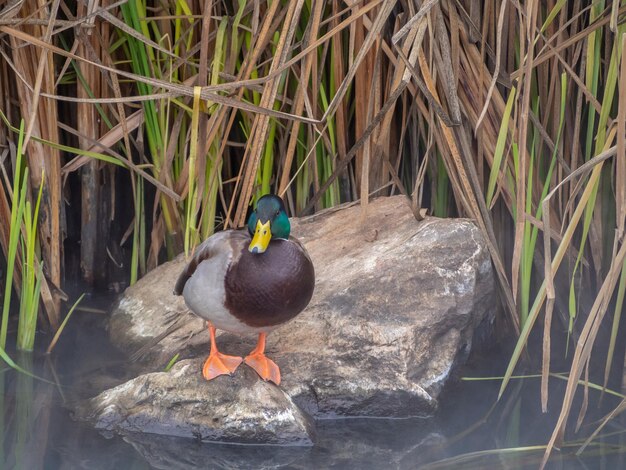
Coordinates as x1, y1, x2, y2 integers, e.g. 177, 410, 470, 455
2, 353, 52, 470
111, 418, 444, 470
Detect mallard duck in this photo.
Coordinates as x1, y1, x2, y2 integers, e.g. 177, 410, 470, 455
174, 194, 315, 385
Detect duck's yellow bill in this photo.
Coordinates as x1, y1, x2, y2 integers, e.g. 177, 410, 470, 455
249, 220, 271, 253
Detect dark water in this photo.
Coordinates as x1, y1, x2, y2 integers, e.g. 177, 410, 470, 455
1, 298, 625, 469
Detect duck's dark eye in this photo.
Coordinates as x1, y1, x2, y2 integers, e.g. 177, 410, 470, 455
275, 210, 280, 217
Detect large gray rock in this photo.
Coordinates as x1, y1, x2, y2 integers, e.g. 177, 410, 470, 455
75, 359, 315, 445
92, 196, 494, 442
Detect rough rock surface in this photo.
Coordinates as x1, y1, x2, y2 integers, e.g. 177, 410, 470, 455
87, 196, 495, 442
75, 359, 315, 445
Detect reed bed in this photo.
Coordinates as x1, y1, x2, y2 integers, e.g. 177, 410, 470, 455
0, 1, 624, 465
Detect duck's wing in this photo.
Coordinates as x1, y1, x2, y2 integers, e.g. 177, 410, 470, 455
173, 230, 249, 295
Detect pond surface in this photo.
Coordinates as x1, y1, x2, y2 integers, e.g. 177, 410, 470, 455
1, 295, 625, 470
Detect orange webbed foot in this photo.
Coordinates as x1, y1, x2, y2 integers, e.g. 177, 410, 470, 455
244, 332, 281, 385
202, 352, 243, 380
202, 323, 243, 380
245, 352, 281, 385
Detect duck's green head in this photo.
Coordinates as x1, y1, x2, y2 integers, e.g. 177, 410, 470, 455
247, 194, 290, 254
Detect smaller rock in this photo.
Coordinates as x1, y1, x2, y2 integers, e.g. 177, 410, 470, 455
74, 359, 315, 446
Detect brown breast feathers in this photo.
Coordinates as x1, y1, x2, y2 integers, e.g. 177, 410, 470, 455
224, 239, 315, 328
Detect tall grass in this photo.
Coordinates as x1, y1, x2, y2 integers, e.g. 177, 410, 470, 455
0, 122, 27, 351
0, 1, 625, 465
0, 120, 44, 352
16, 165, 44, 352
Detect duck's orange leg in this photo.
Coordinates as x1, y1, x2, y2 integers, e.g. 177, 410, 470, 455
244, 332, 281, 385
202, 324, 243, 380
